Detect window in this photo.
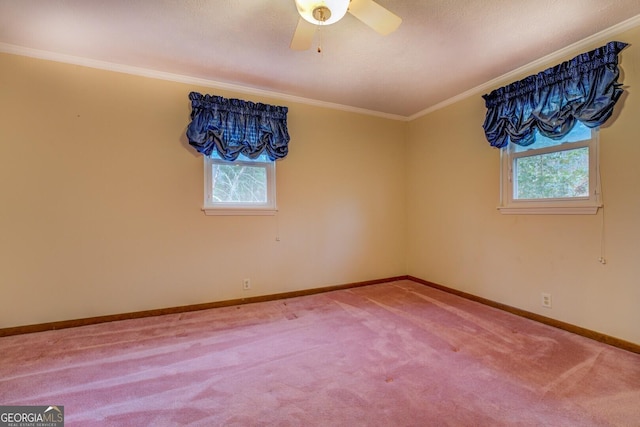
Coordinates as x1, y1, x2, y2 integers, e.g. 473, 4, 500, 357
499, 122, 601, 214
203, 152, 276, 215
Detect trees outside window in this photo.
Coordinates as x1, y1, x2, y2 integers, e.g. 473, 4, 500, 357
203, 152, 276, 215
499, 121, 601, 214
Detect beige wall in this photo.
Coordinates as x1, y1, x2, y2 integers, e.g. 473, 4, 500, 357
0, 53, 407, 328
2, 25, 639, 346
407, 26, 640, 345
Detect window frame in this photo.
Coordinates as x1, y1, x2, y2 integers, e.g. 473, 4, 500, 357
498, 127, 602, 215
202, 153, 277, 216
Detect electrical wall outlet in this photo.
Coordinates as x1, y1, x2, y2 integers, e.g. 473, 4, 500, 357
541, 292, 552, 308
243, 278, 251, 290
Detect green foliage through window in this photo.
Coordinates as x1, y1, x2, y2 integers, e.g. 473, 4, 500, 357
514, 147, 589, 199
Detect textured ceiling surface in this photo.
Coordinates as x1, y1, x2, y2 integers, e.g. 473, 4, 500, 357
1, 1, 639, 118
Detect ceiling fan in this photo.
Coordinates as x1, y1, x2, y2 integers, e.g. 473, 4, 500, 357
290, 0, 402, 51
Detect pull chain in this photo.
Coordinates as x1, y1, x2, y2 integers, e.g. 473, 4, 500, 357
317, 25, 323, 54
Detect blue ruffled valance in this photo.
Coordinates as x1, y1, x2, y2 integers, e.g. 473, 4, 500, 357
482, 41, 627, 148
186, 92, 290, 161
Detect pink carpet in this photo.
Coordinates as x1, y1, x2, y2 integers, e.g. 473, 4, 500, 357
1, 280, 639, 426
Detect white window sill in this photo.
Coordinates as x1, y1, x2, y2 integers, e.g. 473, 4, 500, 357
497, 205, 600, 215
202, 207, 277, 216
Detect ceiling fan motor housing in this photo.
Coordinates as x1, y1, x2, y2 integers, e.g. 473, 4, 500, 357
312, 6, 331, 22
295, 0, 350, 25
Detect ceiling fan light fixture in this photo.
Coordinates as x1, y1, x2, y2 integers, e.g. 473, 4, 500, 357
294, 0, 349, 25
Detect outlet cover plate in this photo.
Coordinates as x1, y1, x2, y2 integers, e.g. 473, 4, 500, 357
541, 292, 552, 308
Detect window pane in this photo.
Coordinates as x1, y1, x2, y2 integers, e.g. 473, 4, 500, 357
514, 147, 589, 199
211, 164, 267, 203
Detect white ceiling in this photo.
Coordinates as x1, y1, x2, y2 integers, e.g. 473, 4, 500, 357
1, 1, 639, 119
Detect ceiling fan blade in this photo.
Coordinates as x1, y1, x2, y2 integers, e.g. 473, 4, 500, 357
290, 17, 316, 50
348, 0, 402, 35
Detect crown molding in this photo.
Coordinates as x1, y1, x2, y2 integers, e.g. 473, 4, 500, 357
0, 42, 407, 122
2, 12, 639, 123
408, 12, 640, 121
